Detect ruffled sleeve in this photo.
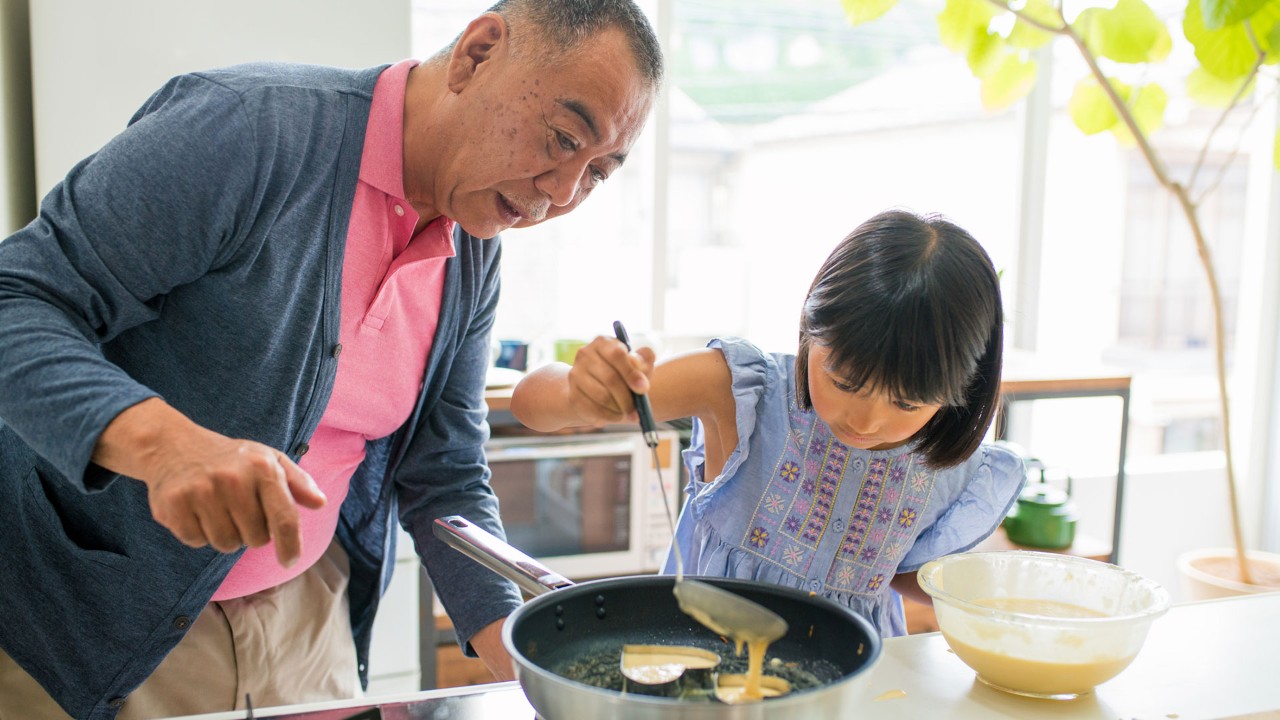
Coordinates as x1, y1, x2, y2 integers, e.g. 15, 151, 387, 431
688, 337, 782, 501
896, 444, 1026, 572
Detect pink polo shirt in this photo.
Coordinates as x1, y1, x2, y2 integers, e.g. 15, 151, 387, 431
215, 59, 454, 600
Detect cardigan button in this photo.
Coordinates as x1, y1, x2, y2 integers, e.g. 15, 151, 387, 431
294, 442, 310, 457
172, 615, 191, 630
332, 343, 343, 359
108, 697, 126, 709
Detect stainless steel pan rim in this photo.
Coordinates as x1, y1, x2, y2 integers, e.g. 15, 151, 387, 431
435, 516, 883, 720
502, 579, 881, 703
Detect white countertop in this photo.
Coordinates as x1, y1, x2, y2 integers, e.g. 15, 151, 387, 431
169, 591, 1280, 720
864, 591, 1280, 719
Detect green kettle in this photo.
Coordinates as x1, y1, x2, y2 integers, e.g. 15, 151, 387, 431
1002, 459, 1078, 550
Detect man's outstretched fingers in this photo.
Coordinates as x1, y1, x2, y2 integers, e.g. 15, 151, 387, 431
259, 456, 304, 568
281, 457, 327, 510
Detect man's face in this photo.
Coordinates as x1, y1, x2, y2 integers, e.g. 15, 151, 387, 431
417, 20, 656, 239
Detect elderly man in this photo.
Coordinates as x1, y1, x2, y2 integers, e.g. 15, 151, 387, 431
0, 1, 662, 718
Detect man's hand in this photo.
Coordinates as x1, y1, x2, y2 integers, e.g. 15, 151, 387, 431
469, 617, 517, 682
93, 398, 326, 567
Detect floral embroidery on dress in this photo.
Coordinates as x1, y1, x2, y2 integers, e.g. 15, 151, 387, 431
739, 406, 941, 595
779, 461, 800, 482
836, 565, 855, 585
765, 493, 785, 514
783, 546, 805, 566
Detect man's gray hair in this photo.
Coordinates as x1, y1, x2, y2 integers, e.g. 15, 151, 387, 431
439, 0, 664, 88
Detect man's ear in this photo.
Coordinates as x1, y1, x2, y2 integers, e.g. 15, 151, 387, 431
446, 13, 507, 93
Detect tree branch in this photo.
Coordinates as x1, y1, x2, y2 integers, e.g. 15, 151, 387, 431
1188, 22, 1266, 197
985, 0, 1069, 35
1059, 13, 1175, 191
991, 0, 1256, 582
1168, 181, 1251, 584
1196, 83, 1274, 206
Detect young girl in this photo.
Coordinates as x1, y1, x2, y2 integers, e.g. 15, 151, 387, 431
510, 209, 1024, 637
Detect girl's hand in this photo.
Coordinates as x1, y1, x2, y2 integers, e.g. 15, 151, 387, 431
564, 335, 656, 426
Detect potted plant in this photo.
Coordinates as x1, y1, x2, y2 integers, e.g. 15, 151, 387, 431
839, 0, 1280, 595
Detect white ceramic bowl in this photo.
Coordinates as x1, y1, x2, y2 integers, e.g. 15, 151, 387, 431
918, 551, 1170, 699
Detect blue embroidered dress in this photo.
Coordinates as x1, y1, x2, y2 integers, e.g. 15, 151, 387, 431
663, 338, 1024, 637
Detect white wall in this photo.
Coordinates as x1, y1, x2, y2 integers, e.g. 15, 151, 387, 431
1071, 453, 1233, 602
29, 0, 412, 197
0, 0, 33, 234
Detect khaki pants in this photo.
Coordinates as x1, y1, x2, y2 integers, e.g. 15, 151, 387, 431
0, 542, 360, 720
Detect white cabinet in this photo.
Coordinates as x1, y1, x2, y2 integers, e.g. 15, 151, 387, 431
367, 527, 422, 695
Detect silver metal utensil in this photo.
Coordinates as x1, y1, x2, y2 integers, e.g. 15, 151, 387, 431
613, 320, 789, 646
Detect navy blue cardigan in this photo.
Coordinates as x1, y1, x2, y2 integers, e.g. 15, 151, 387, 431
0, 62, 522, 719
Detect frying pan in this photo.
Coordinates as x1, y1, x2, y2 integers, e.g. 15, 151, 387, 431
434, 516, 882, 720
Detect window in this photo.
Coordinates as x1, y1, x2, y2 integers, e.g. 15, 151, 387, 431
412, 0, 1273, 473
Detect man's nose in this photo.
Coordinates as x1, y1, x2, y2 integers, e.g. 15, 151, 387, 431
535, 162, 588, 208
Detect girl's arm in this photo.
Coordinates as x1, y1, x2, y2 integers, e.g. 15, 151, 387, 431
508, 360, 584, 432
891, 571, 932, 606
511, 339, 735, 446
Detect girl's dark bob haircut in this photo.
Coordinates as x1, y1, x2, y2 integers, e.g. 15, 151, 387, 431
795, 209, 1003, 468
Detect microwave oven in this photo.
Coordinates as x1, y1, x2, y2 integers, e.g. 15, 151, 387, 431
484, 429, 682, 579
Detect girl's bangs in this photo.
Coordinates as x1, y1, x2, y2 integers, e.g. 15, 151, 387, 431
821, 312, 973, 408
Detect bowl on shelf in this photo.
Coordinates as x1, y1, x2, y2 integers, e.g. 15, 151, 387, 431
917, 551, 1170, 700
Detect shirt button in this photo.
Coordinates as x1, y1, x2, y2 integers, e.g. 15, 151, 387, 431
108, 697, 126, 709
393, 204, 405, 217
172, 616, 191, 630
809, 579, 822, 592
833, 519, 846, 533
294, 442, 310, 457
332, 343, 343, 359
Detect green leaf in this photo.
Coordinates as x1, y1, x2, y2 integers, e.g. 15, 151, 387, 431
1148, 20, 1174, 60
967, 29, 1006, 76
1201, 0, 1270, 30
1076, 0, 1173, 63
1247, 0, 1280, 53
1185, 0, 1280, 79
981, 53, 1039, 109
1186, 66, 1256, 106
1111, 82, 1168, 145
842, 0, 900, 25
1006, 0, 1060, 49
938, 0, 1002, 53
1068, 76, 1127, 135
1269, 15, 1280, 51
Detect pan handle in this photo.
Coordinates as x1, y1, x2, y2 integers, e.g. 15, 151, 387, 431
433, 516, 575, 596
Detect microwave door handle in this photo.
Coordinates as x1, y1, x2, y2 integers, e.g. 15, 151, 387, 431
433, 515, 575, 596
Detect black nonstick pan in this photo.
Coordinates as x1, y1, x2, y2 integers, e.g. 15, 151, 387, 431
434, 516, 882, 720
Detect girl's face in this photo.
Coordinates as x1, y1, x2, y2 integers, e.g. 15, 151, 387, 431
806, 344, 943, 451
